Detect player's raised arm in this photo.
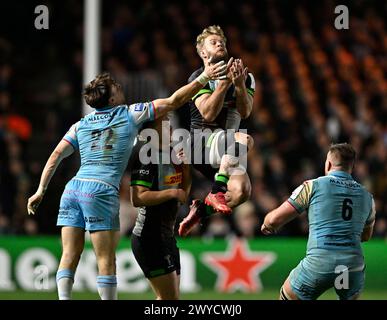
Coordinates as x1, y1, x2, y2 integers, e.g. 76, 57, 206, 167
27, 139, 75, 215
231, 59, 254, 119
193, 58, 234, 122
152, 58, 231, 119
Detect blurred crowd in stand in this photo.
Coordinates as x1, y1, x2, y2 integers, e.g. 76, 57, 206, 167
0, 0, 386, 239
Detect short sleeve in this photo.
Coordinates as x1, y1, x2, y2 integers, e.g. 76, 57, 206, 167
62, 122, 79, 150
130, 155, 156, 189
128, 101, 155, 127
287, 180, 314, 213
366, 196, 376, 225
245, 73, 255, 97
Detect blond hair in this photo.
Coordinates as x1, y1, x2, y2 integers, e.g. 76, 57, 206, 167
196, 25, 227, 55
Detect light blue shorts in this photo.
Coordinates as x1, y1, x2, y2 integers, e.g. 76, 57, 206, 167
57, 178, 120, 231
289, 258, 365, 300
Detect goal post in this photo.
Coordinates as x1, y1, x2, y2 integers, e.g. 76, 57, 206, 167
83, 0, 101, 115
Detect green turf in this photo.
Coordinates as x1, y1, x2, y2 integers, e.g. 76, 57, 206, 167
1, 289, 386, 300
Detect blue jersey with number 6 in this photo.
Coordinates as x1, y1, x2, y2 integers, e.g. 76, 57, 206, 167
287, 170, 375, 271
63, 103, 155, 189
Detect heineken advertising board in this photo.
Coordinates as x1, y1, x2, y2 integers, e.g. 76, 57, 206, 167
0, 237, 386, 293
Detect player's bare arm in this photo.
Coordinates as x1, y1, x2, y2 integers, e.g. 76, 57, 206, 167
232, 59, 253, 119
131, 185, 187, 207
153, 59, 229, 118
362, 198, 376, 242
361, 221, 375, 242
194, 58, 234, 122
27, 139, 75, 215
261, 201, 299, 235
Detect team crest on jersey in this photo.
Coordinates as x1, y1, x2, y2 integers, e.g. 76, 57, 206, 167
164, 172, 182, 186
134, 104, 144, 111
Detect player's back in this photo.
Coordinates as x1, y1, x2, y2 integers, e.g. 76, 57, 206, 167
306, 170, 373, 271
74, 105, 137, 189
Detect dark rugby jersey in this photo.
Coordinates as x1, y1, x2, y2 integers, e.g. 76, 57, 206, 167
131, 145, 184, 238
188, 67, 255, 131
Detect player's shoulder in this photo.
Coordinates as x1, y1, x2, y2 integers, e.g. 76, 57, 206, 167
68, 118, 82, 131
188, 67, 204, 83
300, 176, 322, 192
128, 139, 145, 168
301, 178, 318, 192
315, 174, 336, 186
113, 104, 131, 117
354, 179, 373, 199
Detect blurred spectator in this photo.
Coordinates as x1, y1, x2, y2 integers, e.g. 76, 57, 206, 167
203, 215, 233, 239
0, 0, 386, 238
233, 201, 261, 238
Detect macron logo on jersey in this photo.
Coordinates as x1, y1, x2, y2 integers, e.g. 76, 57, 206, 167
134, 104, 144, 111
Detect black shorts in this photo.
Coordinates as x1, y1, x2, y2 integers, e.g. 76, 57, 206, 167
192, 163, 218, 181
131, 234, 181, 278
190, 129, 242, 180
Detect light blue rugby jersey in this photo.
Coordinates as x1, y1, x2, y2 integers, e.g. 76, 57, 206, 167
288, 170, 375, 270
63, 102, 155, 189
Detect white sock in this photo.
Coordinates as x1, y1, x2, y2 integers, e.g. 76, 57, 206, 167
56, 269, 74, 300
97, 275, 117, 300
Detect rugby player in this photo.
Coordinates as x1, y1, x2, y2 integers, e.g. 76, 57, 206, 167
131, 116, 189, 300
179, 25, 255, 236
262, 143, 376, 300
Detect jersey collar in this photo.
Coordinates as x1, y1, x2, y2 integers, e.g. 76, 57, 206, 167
95, 106, 116, 113
328, 170, 353, 180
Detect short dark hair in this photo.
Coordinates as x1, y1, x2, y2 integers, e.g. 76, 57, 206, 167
328, 143, 356, 170
83, 72, 115, 109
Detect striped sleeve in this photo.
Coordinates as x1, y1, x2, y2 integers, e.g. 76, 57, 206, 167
62, 122, 79, 150
128, 101, 155, 127
192, 84, 213, 101
287, 180, 314, 213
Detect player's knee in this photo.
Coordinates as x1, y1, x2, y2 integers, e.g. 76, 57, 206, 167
96, 255, 116, 274
221, 154, 239, 168
234, 133, 254, 153
244, 134, 254, 152
231, 183, 251, 205
61, 249, 82, 267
